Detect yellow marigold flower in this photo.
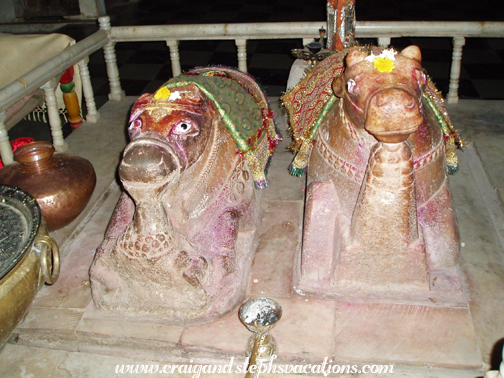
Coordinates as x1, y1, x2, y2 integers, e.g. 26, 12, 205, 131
374, 57, 395, 73
154, 87, 171, 100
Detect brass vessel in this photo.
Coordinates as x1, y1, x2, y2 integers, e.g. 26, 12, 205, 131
0, 185, 59, 347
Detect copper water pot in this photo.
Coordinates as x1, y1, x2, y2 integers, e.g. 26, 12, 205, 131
0, 141, 96, 231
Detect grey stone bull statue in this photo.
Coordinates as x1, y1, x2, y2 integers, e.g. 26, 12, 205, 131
90, 67, 280, 324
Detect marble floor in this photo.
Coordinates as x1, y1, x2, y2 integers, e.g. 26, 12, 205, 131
0, 97, 503, 377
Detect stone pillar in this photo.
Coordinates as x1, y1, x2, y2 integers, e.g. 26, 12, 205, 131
166, 40, 182, 77
235, 39, 248, 73
0, 111, 13, 165
99, 16, 125, 101
446, 36, 465, 104
41, 78, 67, 152
77, 56, 100, 123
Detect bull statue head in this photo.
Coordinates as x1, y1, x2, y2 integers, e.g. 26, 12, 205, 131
332, 46, 426, 142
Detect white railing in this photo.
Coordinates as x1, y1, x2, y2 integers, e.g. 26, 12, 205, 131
109, 20, 504, 104
0, 29, 109, 164
1, 16, 503, 165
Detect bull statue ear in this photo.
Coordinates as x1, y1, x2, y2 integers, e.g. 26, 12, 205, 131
332, 75, 344, 97
401, 45, 422, 63
345, 49, 367, 68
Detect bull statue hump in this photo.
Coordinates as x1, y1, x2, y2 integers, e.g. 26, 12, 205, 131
283, 45, 463, 298
90, 67, 281, 324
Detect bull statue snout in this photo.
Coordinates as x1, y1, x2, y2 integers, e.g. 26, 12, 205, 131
119, 133, 182, 188
365, 88, 423, 143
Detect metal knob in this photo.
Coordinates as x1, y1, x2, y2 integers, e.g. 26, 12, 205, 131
239, 297, 282, 378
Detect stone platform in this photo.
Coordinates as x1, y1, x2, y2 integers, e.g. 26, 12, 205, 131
0, 98, 503, 377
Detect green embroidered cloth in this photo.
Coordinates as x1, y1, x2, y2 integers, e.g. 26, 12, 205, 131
164, 75, 263, 153
158, 67, 280, 188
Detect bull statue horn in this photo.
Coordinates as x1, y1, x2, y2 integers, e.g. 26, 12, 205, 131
401, 45, 422, 63
345, 49, 367, 67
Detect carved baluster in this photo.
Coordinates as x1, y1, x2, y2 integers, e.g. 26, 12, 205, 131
0, 110, 13, 165
378, 37, 391, 47
235, 39, 248, 73
166, 40, 182, 77
99, 16, 125, 101
78, 56, 100, 123
446, 36, 465, 104
42, 79, 67, 152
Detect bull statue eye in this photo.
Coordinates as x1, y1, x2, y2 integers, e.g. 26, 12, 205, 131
177, 123, 190, 133
128, 118, 142, 139
347, 79, 357, 94
172, 120, 199, 138
417, 70, 427, 87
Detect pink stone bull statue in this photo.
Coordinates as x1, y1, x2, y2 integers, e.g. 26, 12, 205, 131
90, 67, 280, 323
283, 46, 462, 297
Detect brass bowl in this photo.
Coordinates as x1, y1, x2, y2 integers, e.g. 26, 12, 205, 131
0, 185, 59, 347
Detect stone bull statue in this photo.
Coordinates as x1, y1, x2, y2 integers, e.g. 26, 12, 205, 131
283, 46, 463, 296
90, 67, 280, 323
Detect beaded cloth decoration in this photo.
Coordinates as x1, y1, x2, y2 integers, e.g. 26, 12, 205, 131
422, 77, 464, 173
157, 67, 281, 189
282, 49, 463, 176
281, 49, 347, 176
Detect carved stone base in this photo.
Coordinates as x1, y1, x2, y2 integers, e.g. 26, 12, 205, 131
331, 241, 430, 294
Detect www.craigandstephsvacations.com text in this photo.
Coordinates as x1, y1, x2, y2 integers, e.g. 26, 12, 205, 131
115, 356, 394, 376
